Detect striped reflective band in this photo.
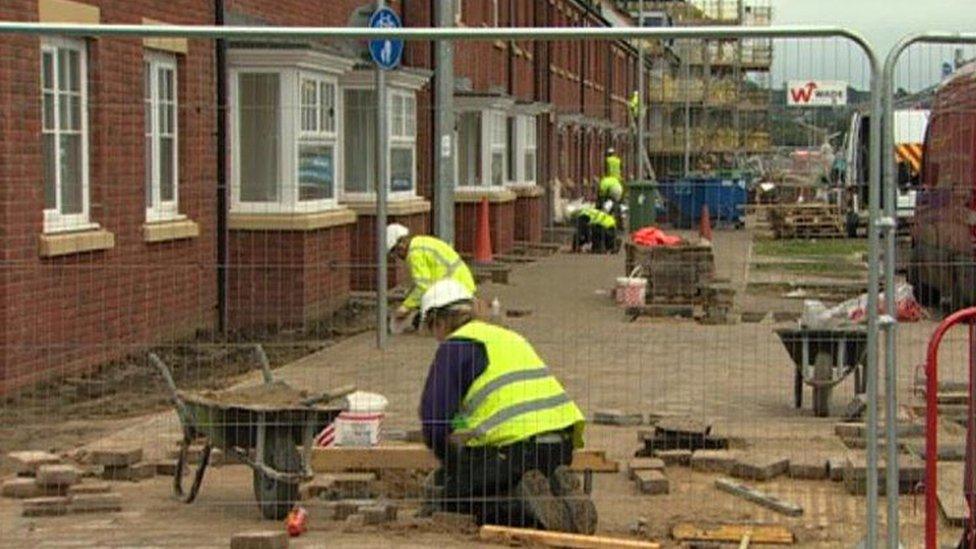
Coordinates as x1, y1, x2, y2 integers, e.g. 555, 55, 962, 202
461, 367, 552, 414
895, 144, 923, 174
468, 393, 572, 438
412, 245, 463, 277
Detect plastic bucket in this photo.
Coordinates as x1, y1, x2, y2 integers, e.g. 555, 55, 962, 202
333, 391, 388, 447
619, 278, 647, 308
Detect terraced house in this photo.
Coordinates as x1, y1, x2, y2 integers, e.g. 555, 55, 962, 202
0, 0, 656, 393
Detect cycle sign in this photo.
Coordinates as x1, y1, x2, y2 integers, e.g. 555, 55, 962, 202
368, 7, 403, 71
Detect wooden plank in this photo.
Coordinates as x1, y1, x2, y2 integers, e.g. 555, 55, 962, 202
937, 462, 968, 527
714, 478, 804, 517
310, 445, 618, 474
479, 525, 660, 548
671, 523, 794, 545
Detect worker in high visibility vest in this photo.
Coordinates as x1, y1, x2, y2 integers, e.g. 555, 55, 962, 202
418, 279, 595, 533
387, 223, 476, 327
566, 203, 599, 253
605, 147, 622, 180
628, 90, 640, 120
588, 209, 618, 254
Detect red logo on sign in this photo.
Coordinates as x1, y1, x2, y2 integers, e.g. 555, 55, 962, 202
790, 81, 818, 104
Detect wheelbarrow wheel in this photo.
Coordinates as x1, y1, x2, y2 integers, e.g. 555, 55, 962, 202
252, 427, 301, 520
812, 353, 833, 417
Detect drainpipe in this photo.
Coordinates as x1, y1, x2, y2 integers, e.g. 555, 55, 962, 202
215, 0, 229, 333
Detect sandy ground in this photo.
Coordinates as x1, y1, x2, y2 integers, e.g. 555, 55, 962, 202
0, 228, 970, 547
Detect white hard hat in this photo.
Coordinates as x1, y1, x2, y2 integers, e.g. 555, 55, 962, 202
420, 279, 474, 322
386, 223, 410, 254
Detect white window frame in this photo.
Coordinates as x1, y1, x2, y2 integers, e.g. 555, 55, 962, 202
516, 115, 538, 185
144, 51, 181, 222
297, 71, 339, 205
229, 67, 340, 214
41, 36, 92, 233
339, 86, 418, 202
486, 110, 507, 188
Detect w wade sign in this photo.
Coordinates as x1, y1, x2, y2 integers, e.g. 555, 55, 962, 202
787, 80, 848, 107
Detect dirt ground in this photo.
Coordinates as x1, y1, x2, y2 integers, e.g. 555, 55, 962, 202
0, 228, 969, 547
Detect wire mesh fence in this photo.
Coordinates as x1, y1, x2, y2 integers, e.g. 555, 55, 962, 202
0, 7, 940, 548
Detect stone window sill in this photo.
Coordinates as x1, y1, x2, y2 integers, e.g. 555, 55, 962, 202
143, 218, 200, 243
39, 228, 115, 258
343, 197, 431, 216
507, 184, 544, 198
229, 208, 357, 231
455, 188, 517, 204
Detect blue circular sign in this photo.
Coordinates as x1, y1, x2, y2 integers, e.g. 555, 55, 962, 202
368, 7, 404, 71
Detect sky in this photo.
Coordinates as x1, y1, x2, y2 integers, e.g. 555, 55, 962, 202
769, 0, 976, 91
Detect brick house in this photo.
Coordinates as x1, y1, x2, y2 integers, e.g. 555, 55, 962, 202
0, 0, 646, 393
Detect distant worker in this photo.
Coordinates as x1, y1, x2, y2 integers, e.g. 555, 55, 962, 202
418, 279, 595, 533
628, 90, 640, 120
387, 223, 476, 327
604, 147, 622, 180
588, 208, 618, 254
567, 204, 599, 253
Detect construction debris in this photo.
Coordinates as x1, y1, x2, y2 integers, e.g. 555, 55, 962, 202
671, 523, 795, 545
634, 470, 669, 495
102, 462, 156, 482
655, 449, 693, 467
90, 447, 144, 468
636, 417, 730, 456
691, 451, 739, 474
432, 511, 477, 530
22, 496, 70, 517
628, 458, 665, 479
230, 531, 289, 549
788, 457, 829, 480
479, 525, 661, 548
842, 457, 925, 495
68, 482, 112, 496
7, 451, 61, 476
69, 492, 123, 514
594, 410, 644, 426
730, 455, 790, 482
714, 478, 803, 517
36, 464, 81, 488
2, 478, 41, 499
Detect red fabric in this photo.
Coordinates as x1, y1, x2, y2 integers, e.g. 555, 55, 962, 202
631, 227, 683, 247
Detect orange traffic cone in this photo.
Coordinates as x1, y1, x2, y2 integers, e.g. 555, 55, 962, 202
699, 204, 713, 245
474, 197, 494, 263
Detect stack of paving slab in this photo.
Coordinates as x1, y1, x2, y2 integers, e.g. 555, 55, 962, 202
634, 417, 730, 457
3, 451, 122, 516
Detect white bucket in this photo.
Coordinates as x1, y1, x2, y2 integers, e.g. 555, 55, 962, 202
333, 391, 388, 447
615, 277, 631, 305
619, 278, 647, 308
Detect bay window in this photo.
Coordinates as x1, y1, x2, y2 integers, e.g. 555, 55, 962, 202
520, 116, 538, 184
144, 52, 179, 221
488, 111, 507, 186
41, 37, 90, 232
457, 109, 509, 189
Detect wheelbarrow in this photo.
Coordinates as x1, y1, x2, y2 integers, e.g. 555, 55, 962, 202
149, 346, 353, 520
775, 326, 868, 417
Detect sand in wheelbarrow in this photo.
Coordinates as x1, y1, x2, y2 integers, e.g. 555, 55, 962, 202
197, 382, 312, 408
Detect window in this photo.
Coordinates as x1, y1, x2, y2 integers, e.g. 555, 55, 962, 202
506, 117, 517, 182
458, 112, 482, 186
488, 111, 506, 186
458, 110, 511, 189
298, 74, 337, 201
144, 52, 179, 221
521, 116, 538, 184
41, 37, 89, 232
342, 88, 416, 198
237, 72, 280, 204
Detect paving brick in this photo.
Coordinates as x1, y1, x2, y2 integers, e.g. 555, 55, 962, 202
2, 478, 39, 499
655, 449, 692, 466
842, 456, 925, 495
36, 465, 80, 487
593, 410, 644, 426
345, 513, 366, 526
360, 504, 394, 525
634, 470, 669, 495
432, 511, 476, 529
321, 473, 376, 500
730, 455, 790, 481
690, 450, 738, 474
22, 496, 69, 517
628, 458, 665, 480
230, 531, 289, 549
69, 493, 123, 514
154, 460, 180, 477
834, 422, 862, 439
90, 448, 144, 467
828, 457, 848, 482
7, 451, 61, 476
68, 482, 111, 496
102, 462, 155, 482
789, 457, 829, 480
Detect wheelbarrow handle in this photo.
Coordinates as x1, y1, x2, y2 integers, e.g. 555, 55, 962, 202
253, 344, 275, 385
148, 353, 192, 426
300, 384, 356, 407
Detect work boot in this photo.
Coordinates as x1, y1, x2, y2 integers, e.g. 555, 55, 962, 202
515, 469, 572, 532
550, 466, 598, 535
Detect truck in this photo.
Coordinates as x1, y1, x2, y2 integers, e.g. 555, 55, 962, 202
909, 61, 976, 309
842, 108, 930, 237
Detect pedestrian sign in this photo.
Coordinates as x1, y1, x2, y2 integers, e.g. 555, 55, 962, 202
368, 7, 403, 71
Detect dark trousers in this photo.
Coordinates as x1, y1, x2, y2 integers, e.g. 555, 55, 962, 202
436, 428, 574, 527
590, 226, 616, 254
572, 216, 591, 252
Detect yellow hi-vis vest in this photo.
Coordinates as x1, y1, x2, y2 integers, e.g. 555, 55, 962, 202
449, 321, 585, 448
402, 235, 476, 310
605, 155, 622, 179
588, 209, 617, 230
598, 175, 623, 202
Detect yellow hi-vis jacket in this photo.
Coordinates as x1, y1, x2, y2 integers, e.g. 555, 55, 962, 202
449, 320, 585, 448
605, 154, 622, 179
588, 209, 617, 230
598, 175, 623, 202
402, 235, 476, 310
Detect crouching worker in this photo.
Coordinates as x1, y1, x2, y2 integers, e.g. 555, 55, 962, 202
567, 204, 597, 253
387, 223, 476, 331
588, 209, 618, 254
418, 279, 597, 534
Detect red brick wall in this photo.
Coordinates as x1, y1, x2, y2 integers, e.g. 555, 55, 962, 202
454, 200, 515, 256
0, 0, 217, 393
228, 225, 351, 330
349, 211, 430, 291
514, 195, 543, 243
455, 0, 507, 93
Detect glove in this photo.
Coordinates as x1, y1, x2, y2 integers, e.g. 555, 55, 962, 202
603, 200, 614, 212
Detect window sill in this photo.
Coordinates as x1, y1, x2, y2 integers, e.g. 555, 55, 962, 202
38, 228, 115, 258
507, 184, 544, 198
229, 208, 357, 232
454, 188, 517, 204
343, 197, 431, 216
143, 218, 200, 243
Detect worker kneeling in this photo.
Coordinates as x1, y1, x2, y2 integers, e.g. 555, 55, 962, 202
589, 208, 618, 254
387, 223, 476, 330
419, 279, 596, 534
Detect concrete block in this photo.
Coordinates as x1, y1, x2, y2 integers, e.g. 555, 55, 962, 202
360, 503, 396, 524
68, 482, 111, 496
230, 531, 289, 549
345, 513, 366, 526
834, 422, 862, 439
69, 492, 123, 514
102, 462, 155, 482
655, 449, 692, 466
167, 446, 223, 465
828, 457, 848, 482
322, 473, 376, 500
7, 451, 61, 476
730, 455, 790, 481
593, 409, 644, 426
842, 456, 925, 495
634, 470, 669, 495
2, 478, 39, 499
628, 458, 665, 480
22, 496, 69, 517
432, 511, 476, 529
36, 465, 80, 487
90, 448, 143, 467
154, 460, 180, 477
690, 450, 737, 474
789, 457, 829, 480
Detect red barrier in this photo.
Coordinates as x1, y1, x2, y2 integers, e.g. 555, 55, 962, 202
925, 307, 976, 549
